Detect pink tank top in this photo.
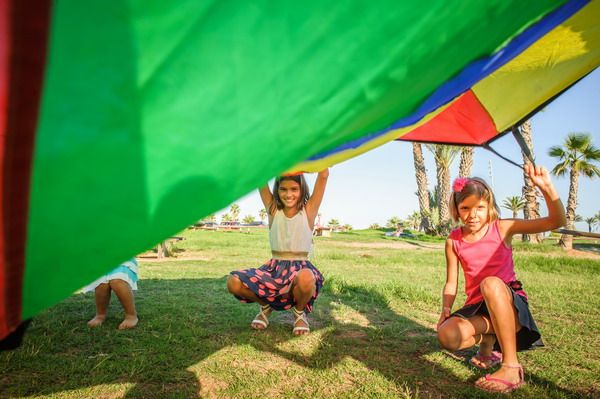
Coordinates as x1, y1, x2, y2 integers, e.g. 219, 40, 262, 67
450, 220, 526, 305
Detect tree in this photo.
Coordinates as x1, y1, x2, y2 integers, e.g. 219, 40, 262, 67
341, 224, 353, 232
221, 213, 232, 223
427, 189, 440, 232
327, 219, 340, 231
386, 216, 402, 229
407, 211, 421, 230
516, 122, 542, 243
203, 214, 217, 223
458, 146, 474, 177
229, 204, 241, 222
426, 144, 460, 233
584, 216, 598, 233
412, 143, 433, 233
369, 223, 381, 230
258, 208, 267, 223
549, 132, 600, 249
242, 214, 255, 224
502, 196, 525, 218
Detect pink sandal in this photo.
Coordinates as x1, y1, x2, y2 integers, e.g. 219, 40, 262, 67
476, 363, 525, 393
469, 350, 502, 369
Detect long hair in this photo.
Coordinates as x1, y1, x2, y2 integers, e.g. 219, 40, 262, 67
272, 174, 310, 212
449, 177, 500, 223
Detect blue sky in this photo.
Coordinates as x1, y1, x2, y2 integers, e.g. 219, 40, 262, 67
221, 68, 600, 230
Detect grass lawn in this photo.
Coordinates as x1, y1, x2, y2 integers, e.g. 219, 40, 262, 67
1, 229, 599, 398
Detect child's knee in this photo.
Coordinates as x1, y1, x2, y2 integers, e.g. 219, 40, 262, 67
226, 275, 241, 294
437, 323, 462, 351
295, 269, 316, 290
109, 279, 128, 290
94, 282, 110, 294
480, 276, 506, 298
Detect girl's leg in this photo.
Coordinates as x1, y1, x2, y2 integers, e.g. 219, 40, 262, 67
476, 277, 523, 390
87, 283, 111, 327
226, 275, 268, 305
290, 269, 316, 335
226, 275, 271, 329
109, 279, 138, 329
437, 314, 493, 352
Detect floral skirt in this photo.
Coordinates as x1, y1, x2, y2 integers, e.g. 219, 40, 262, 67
230, 259, 324, 312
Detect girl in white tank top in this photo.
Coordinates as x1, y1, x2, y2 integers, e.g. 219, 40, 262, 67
227, 169, 329, 335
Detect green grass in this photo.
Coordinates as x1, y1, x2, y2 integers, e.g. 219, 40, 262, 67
1, 229, 599, 398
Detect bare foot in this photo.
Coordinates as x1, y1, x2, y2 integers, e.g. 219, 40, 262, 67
118, 314, 138, 330
87, 315, 106, 328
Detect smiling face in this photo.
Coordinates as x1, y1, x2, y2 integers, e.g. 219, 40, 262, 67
457, 194, 490, 234
277, 179, 302, 210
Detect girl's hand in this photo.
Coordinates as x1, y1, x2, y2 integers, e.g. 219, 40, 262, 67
436, 307, 451, 330
524, 163, 553, 191
318, 168, 329, 178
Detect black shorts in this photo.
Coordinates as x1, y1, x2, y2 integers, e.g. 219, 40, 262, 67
451, 281, 543, 352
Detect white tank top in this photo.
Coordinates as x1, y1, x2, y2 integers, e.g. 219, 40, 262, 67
269, 209, 313, 254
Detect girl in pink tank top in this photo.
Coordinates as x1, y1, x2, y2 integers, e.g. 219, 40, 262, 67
436, 164, 566, 394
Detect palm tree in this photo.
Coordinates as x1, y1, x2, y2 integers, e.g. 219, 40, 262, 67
369, 223, 381, 230
428, 189, 440, 232
502, 196, 525, 218
221, 213, 232, 223
426, 144, 460, 233
458, 146, 474, 177
258, 208, 267, 223
549, 132, 600, 249
242, 214, 255, 224
412, 143, 433, 234
229, 204, 241, 222
341, 224, 353, 232
327, 219, 340, 231
515, 122, 542, 243
407, 211, 421, 231
584, 216, 598, 233
203, 214, 217, 223
386, 216, 402, 229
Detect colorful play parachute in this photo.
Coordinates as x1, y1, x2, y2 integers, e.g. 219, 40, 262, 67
295, 0, 599, 171
1, 0, 598, 343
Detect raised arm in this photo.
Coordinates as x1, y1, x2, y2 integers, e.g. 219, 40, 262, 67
258, 185, 275, 215
501, 164, 566, 238
438, 238, 459, 329
305, 168, 329, 224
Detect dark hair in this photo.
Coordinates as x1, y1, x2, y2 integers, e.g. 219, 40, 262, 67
449, 177, 500, 223
271, 175, 310, 212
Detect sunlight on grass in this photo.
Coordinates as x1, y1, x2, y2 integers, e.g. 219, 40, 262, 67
2, 229, 599, 398
330, 302, 372, 327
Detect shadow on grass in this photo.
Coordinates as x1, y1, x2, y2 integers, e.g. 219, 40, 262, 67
0, 277, 585, 398
573, 242, 600, 254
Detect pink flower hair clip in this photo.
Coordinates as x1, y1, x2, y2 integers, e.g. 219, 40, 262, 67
452, 177, 470, 193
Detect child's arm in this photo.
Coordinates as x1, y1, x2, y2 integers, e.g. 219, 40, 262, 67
258, 185, 275, 215
500, 164, 566, 238
306, 168, 329, 223
438, 238, 459, 329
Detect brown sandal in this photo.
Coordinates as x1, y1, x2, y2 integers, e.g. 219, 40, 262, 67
292, 307, 310, 335
251, 304, 271, 330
